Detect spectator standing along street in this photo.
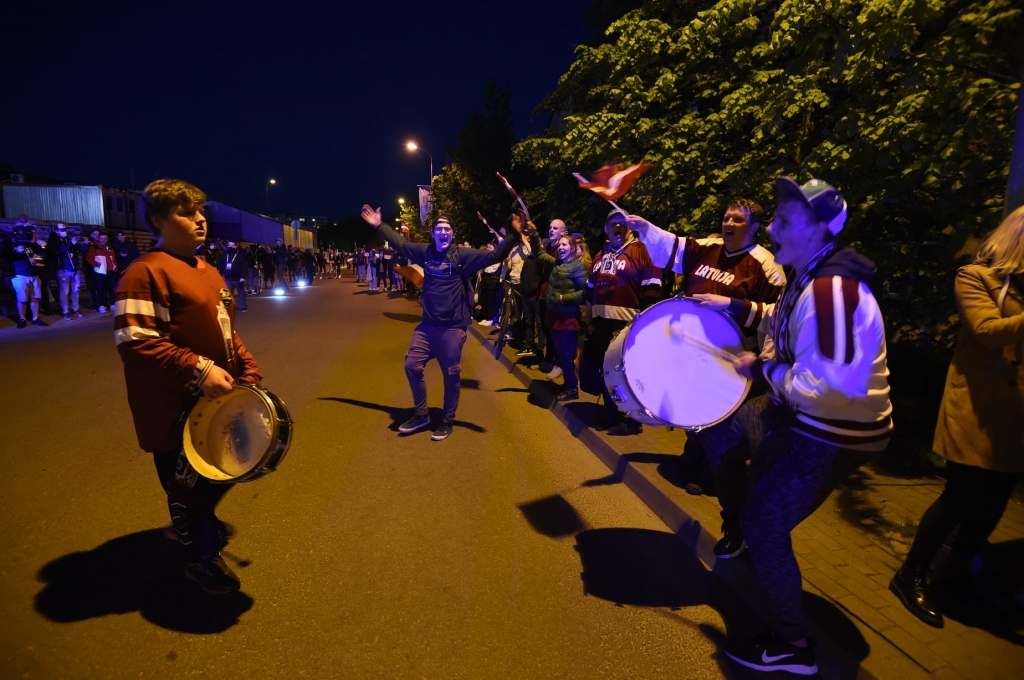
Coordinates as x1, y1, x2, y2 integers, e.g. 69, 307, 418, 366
115, 231, 142, 275
48, 223, 85, 320
87, 233, 118, 312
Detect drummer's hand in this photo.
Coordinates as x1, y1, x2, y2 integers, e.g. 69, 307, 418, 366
510, 213, 525, 233
201, 365, 235, 398
732, 351, 758, 379
360, 204, 382, 227
693, 293, 731, 311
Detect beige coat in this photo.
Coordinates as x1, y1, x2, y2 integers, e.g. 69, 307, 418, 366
934, 265, 1024, 473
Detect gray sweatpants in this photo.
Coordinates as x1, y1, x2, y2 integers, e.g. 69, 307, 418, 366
404, 324, 468, 423
701, 395, 875, 641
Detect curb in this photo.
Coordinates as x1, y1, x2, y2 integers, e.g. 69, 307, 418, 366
468, 324, 934, 680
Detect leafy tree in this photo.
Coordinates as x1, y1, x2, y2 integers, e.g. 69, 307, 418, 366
430, 80, 523, 244
517, 0, 1021, 351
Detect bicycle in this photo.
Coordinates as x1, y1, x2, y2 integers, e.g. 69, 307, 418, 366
492, 279, 522, 360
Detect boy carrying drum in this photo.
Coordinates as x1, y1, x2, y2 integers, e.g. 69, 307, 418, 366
115, 179, 262, 595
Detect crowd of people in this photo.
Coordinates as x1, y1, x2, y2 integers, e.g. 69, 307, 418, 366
362, 180, 1022, 676
9, 172, 1019, 677
0, 217, 365, 325
0, 220, 143, 327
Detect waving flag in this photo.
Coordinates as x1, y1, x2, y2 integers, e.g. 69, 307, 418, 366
573, 160, 653, 202
495, 172, 530, 221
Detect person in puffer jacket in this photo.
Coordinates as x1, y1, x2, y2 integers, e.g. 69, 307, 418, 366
527, 222, 587, 400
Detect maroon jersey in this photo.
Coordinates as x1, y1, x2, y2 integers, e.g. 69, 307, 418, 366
678, 236, 785, 329
114, 251, 261, 452
585, 238, 662, 321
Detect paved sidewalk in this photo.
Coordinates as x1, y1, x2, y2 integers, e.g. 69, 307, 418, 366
469, 324, 1024, 680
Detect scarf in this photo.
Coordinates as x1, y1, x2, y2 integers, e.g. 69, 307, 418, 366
769, 242, 837, 364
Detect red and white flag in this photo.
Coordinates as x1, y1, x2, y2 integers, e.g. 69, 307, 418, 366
573, 160, 653, 201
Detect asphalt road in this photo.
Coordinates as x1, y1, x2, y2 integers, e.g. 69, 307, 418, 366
0, 274, 761, 679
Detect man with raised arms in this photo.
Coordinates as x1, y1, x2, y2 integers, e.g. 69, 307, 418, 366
361, 205, 524, 441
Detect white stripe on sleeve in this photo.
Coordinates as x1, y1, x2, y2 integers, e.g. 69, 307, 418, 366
114, 326, 165, 346
115, 298, 171, 322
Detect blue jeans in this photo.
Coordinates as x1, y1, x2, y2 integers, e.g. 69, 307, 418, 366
550, 329, 578, 391
404, 324, 468, 423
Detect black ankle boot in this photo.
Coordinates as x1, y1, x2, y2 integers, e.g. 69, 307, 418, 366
890, 564, 944, 628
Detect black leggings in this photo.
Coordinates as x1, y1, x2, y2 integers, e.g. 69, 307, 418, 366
153, 449, 233, 560
906, 460, 1020, 577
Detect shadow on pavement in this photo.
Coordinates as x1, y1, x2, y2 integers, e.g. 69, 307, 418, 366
581, 474, 620, 488
577, 528, 869, 678
460, 378, 481, 390
317, 397, 486, 433
382, 312, 422, 324
518, 494, 587, 538
34, 529, 252, 634
941, 539, 1024, 645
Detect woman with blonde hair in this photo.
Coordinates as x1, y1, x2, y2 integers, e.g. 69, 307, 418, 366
890, 205, 1024, 628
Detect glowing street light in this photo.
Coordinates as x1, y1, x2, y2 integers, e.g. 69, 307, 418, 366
398, 197, 405, 205
405, 141, 433, 186
265, 178, 277, 213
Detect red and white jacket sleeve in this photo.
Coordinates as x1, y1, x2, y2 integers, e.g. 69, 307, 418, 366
757, 276, 890, 415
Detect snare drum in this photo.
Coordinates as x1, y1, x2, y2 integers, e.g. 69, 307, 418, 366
183, 384, 293, 482
602, 297, 750, 429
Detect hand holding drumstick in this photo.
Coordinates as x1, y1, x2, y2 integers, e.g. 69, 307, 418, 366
667, 321, 758, 379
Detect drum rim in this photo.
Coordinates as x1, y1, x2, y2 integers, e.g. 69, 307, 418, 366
612, 296, 752, 430
183, 383, 290, 482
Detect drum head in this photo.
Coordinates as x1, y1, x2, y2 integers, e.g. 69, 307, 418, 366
621, 298, 750, 429
183, 385, 276, 481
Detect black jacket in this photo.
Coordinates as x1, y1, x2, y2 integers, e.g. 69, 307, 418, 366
115, 239, 141, 272
47, 234, 84, 273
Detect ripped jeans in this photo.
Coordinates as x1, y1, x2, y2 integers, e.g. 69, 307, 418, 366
404, 324, 468, 423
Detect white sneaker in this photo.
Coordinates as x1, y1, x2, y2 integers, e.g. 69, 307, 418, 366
98, 305, 107, 313
547, 366, 563, 380
479, 319, 494, 326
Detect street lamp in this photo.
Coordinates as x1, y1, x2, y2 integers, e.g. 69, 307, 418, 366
405, 141, 433, 186
265, 178, 277, 213
398, 197, 405, 205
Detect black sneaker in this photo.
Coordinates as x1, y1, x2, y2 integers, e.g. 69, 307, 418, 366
607, 419, 643, 436
398, 414, 431, 434
725, 632, 818, 675
63, 313, 73, 321
431, 422, 454, 441
74, 310, 84, 318
31, 318, 48, 327
17, 318, 27, 328
184, 555, 241, 595
714, 529, 747, 559
554, 388, 579, 401
515, 348, 535, 357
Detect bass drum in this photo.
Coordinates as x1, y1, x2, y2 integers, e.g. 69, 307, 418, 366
183, 384, 293, 483
602, 297, 750, 429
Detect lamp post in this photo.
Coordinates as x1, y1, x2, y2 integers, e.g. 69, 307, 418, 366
266, 178, 276, 213
405, 141, 433, 186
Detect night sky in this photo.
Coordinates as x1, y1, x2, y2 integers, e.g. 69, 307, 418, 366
3, 0, 592, 219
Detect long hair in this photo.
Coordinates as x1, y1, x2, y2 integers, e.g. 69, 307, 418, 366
975, 205, 1024, 274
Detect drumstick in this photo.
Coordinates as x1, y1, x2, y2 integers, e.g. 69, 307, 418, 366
666, 323, 739, 364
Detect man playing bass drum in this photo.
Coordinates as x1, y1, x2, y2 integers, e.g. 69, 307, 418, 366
626, 198, 786, 558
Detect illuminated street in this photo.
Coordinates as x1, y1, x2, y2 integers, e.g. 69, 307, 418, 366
1, 277, 759, 679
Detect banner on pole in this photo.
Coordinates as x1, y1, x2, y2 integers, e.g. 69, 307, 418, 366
417, 185, 433, 227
